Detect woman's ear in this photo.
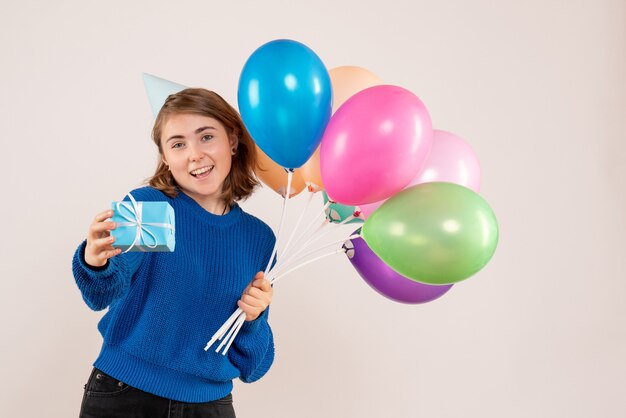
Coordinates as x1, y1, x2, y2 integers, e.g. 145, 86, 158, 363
229, 134, 239, 155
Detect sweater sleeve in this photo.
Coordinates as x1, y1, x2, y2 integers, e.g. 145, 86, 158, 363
228, 308, 274, 383
72, 186, 166, 311
72, 240, 145, 311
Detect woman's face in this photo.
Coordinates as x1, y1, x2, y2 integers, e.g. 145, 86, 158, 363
161, 113, 237, 207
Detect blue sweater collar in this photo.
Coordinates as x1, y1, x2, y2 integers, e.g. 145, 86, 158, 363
177, 191, 242, 227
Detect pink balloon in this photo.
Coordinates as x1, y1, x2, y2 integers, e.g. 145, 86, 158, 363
320, 85, 433, 205
358, 200, 384, 220
358, 129, 481, 219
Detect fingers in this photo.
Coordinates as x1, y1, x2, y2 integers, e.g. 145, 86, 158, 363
237, 299, 267, 322
89, 221, 117, 239
84, 243, 121, 268
85, 209, 121, 268
253, 277, 272, 292
250, 272, 271, 290
85, 234, 121, 266
92, 235, 116, 249
246, 286, 268, 300
94, 209, 114, 223
238, 273, 273, 321
88, 210, 117, 240
240, 289, 271, 309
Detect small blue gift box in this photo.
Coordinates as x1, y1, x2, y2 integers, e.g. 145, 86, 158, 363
110, 194, 175, 252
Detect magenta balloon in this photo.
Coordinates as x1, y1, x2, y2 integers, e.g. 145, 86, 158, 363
344, 235, 452, 304
320, 85, 433, 205
358, 129, 481, 219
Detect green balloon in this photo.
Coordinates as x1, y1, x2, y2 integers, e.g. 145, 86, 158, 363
362, 182, 498, 285
322, 191, 363, 224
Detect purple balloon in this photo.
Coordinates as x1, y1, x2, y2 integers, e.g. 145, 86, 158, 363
344, 235, 452, 304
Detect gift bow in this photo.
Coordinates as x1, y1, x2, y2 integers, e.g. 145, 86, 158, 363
115, 193, 175, 253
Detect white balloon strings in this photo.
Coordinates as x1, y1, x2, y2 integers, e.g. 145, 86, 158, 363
268, 218, 328, 277
215, 246, 348, 355
206, 170, 293, 355
274, 200, 331, 270
205, 176, 359, 355
270, 214, 356, 277
263, 171, 294, 278
270, 248, 346, 286
270, 235, 359, 284
275, 190, 316, 265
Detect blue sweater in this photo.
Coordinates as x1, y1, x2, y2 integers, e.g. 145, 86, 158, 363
72, 186, 276, 403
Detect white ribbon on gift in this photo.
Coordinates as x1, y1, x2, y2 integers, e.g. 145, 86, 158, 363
115, 193, 175, 253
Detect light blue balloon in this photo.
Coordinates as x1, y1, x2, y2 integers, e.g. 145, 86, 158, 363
142, 73, 187, 118
238, 39, 332, 169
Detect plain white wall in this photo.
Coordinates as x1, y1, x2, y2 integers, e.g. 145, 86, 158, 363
1, 0, 624, 417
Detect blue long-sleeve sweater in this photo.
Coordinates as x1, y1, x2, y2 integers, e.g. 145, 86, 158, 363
72, 186, 276, 403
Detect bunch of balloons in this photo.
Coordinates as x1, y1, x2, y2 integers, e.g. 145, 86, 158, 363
236, 39, 499, 304
143, 38, 499, 354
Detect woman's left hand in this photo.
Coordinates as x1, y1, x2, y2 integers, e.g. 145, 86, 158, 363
238, 272, 273, 321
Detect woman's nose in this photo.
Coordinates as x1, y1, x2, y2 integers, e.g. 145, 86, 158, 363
188, 145, 205, 162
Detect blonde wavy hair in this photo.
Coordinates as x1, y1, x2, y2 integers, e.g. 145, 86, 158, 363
147, 88, 259, 204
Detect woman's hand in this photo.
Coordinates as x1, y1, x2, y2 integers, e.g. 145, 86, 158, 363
238, 272, 273, 321
84, 210, 121, 268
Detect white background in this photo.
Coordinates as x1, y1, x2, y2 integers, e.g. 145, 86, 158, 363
1, 0, 625, 417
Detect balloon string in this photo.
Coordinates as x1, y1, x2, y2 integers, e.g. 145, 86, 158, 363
270, 234, 361, 276
271, 248, 346, 286
271, 234, 360, 279
214, 244, 349, 356
277, 189, 316, 263
215, 312, 246, 355
221, 314, 246, 354
288, 214, 354, 263
281, 199, 331, 261
269, 196, 330, 276
269, 213, 354, 277
263, 170, 293, 278
204, 307, 243, 351
206, 179, 359, 355
294, 198, 331, 246
207, 171, 293, 355
216, 169, 296, 355
268, 218, 328, 277
216, 311, 245, 353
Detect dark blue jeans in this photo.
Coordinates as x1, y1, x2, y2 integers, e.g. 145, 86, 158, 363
79, 368, 237, 418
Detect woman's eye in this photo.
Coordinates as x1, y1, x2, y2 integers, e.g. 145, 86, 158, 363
202, 134, 214, 142
172, 142, 184, 149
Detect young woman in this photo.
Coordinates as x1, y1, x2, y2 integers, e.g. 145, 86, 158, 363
73, 88, 275, 417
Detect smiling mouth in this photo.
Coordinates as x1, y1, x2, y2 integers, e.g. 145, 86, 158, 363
190, 165, 214, 177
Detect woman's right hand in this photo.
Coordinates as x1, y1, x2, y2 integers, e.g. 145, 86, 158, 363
85, 210, 122, 268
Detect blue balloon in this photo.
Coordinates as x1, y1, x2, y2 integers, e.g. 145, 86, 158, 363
238, 39, 332, 169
